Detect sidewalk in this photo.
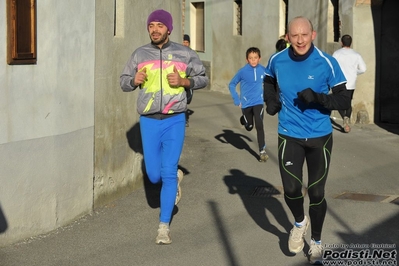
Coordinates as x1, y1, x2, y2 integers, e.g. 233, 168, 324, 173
0, 89, 398, 266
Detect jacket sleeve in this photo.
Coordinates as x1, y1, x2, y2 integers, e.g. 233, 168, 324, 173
317, 83, 351, 110
186, 49, 209, 90
263, 75, 281, 115
120, 52, 139, 92
228, 71, 241, 106
357, 54, 367, 75
263, 75, 278, 102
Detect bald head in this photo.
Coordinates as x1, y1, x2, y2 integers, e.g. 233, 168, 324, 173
288, 16, 314, 33
286, 16, 316, 56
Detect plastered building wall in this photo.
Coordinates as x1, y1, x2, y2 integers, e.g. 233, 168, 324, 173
0, 0, 95, 246
348, 3, 375, 123
0, 0, 182, 247
182, 0, 283, 93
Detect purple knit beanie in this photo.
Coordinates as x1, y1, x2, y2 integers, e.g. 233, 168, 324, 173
147, 9, 173, 33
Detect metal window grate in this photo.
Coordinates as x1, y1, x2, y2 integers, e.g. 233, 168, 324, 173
334, 192, 392, 203
251, 186, 282, 198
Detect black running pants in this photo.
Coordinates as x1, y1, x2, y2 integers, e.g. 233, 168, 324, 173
278, 133, 332, 241
242, 104, 266, 151
338, 90, 354, 119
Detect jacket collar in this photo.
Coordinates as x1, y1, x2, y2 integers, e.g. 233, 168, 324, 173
151, 39, 171, 50
288, 43, 314, 62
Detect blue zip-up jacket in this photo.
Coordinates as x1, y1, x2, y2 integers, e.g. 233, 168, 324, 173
229, 64, 265, 109
264, 44, 347, 138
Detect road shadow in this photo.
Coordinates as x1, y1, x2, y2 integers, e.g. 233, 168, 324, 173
126, 122, 182, 216
208, 200, 240, 266
186, 108, 194, 124
214, 129, 259, 161
331, 207, 399, 246
318, 208, 399, 264
223, 169, 294, 256
375, 122, 399, 135
0, 204, 7, 234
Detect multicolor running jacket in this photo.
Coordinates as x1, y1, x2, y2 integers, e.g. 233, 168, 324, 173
120, 41, 208, 115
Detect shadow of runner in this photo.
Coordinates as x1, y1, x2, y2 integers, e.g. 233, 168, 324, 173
185, 108, 194, 124
0, 204, 7, 233
215, 129, 259, 161
223, 169, 294, 256
125, 123, 159, 204
126, 122, 180, 217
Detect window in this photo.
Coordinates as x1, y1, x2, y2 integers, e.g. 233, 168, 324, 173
7, 0, 37, 65
279, 0, 288, 37
114, 0, 124, 37
331, 0, 340, 42
234, 0, 242, 36
190, 2, 205, 52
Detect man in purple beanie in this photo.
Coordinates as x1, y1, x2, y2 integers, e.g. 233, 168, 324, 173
120, 9, 208, 245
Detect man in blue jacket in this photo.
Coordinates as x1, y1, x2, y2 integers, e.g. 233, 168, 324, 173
264, 16, 350, 264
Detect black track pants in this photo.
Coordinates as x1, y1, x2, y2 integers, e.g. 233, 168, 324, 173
338, 89, 354, 119
278, 133, 333, 241
242, 104, 266, 151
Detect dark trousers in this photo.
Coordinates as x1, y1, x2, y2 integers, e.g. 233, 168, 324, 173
338, 90, 354, 119
278, 133, 333, 241
242, 104, 266, 151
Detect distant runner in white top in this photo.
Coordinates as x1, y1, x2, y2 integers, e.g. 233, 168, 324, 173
333, 34, 367, 133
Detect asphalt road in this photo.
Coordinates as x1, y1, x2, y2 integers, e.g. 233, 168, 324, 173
1, 89, 398, 266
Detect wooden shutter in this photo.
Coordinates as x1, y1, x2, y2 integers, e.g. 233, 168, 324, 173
7, 0, 37, 65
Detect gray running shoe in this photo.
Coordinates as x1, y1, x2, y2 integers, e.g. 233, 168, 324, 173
288, 216, 309, 253
175, 169, 184, 205
309, 239, 323, 264
155, 224, 172, 245
259, 150, 269, 162
343, 116, 351, 133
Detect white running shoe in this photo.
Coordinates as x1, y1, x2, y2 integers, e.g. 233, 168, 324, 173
309, 239, 323, 264
288, 216, 309, 253
155, 223, 171, 245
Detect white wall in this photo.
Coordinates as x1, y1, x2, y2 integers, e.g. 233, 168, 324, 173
0, 0, 95, 246
331, 0, 375, 123
288, 0, 329, 51
351, 4, 375, 123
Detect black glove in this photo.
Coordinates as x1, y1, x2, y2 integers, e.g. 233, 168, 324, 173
297, 88, 321, 105
266, 100, 281, 116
